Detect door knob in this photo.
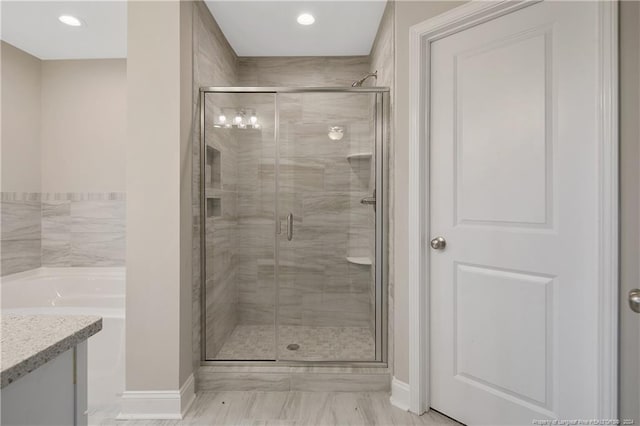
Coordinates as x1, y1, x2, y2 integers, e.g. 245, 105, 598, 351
629, 289, 640, 313
430, 236, 446, 250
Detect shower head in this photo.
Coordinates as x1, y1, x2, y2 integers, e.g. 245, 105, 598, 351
351, 71, 378, 87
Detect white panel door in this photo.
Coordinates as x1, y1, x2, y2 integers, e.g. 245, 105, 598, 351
429, 2, 600, 424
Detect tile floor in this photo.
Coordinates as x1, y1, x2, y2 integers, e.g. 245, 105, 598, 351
90, 391, 460, 425
213, 325, 375, 361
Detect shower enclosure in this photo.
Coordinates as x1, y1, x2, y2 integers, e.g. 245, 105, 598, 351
200, 87, 388, 364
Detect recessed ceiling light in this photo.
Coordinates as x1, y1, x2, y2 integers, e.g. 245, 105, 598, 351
297, 13, 315, 26
58, 15, 83, 27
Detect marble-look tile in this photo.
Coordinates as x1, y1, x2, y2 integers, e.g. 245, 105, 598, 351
0, 197, 42, 275
41, 192, 125, 202
0, 192, 40, 202
71, 201, 125, 233
42, 238, 72, 267
70, 232, 125, 267
42, 201, 71, 228
40, 198, 127, 268
41, 201, 72, 266
1, 200, 41, 241
192, 0, 238, 369
300, 192, 352, 227
300, 93, 371, 124
1, 239, 41, 276
237, 56, 370, 88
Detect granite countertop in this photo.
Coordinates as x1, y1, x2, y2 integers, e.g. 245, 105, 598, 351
1, 315, 102, 388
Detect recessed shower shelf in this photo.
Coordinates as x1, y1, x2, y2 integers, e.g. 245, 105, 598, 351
346, 152, 372, 161
346, 256, 372, 266
206, 197, 221, 218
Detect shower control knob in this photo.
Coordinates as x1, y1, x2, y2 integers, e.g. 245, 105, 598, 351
430, 236, 446, 250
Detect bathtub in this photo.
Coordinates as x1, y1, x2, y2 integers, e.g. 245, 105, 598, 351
0, 267, 125, 413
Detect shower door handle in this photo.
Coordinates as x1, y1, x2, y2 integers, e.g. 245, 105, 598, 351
360, 197, 376, 205
287, 213, 294, 241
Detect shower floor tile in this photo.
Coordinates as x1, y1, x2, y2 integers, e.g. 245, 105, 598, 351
213, 325, 375, 361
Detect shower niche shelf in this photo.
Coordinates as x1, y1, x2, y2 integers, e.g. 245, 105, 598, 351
206, 197, 221, 218
206, 146, 221, 188
346, 152, 372, 161
346, 256, 372, 266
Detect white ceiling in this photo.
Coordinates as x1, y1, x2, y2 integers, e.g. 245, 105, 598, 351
1, 1, 127, 60
0, 1, 386, 60
205, 1, 387, 57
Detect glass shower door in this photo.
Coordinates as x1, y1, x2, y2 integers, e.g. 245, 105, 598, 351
202, 91, 277, 361
276, 91, 381, 362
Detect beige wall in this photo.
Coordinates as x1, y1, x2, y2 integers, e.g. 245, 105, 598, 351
126, 0, 190, 391
619, 0, 640, 421
393, 0, 464, 383
179, 0, 194, 387
1, 41, 41, 193
41, 59, 126, 193
1, 43, 126, 194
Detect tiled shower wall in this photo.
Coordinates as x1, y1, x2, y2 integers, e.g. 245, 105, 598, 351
230, 65, 377, 333
235, 59, 377, 335
193, 1, 394, 362
192, 1, 239, 362
0, 192, 126, 276
203, 93, 241, 357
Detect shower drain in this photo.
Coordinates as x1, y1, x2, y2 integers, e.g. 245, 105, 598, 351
286, 343, 300, 351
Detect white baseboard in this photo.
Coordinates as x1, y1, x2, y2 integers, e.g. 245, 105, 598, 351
389, 377, 410, 412
117, 373, 195, 420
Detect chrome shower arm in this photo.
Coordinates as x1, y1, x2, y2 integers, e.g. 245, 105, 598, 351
351, 71, 378, 87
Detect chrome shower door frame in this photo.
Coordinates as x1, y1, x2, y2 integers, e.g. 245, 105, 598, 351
199, 87, 390, 367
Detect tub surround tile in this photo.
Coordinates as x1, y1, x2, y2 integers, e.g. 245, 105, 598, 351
0, 192, 41, 202
41, 192, 125, 201
41, 239, 72, 267
70, 201, 125, 234
40, 195, 126, 267
70, 232, 125, 267
1, 200, 42, 241
1, 193, 42, 276
1, 315, 102, 388
1, 239, 42, 276
42, 200, 71, 227
41, 201, 72, 267
1, 192, 126, 273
